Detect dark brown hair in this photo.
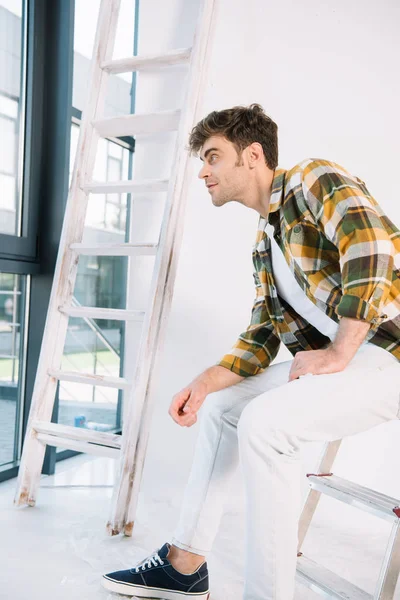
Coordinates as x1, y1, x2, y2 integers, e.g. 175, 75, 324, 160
188, 103, 278, 169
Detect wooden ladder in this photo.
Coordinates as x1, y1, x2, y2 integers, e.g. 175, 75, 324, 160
14, 0, 216, 537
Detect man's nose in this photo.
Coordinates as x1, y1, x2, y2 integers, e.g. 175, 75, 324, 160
198, 163, 210, 180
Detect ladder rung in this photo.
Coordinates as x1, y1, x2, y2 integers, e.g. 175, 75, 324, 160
48, 369, 131, 390
101, 47, 191, 74
70, 243, 158, 257
36, 432, 120, 459
296, 555, 372, 599
307, 474, 400, 522
33, 420, 122, 449
83, 178, 169, 195
59, 306, 145, 322
93, 109, 181, 138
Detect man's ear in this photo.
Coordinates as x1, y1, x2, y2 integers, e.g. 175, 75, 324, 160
247, 142, 264, 168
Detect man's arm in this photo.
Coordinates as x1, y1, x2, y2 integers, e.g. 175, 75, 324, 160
169, 264, 280, 427
288, 159, 394, 381
302, 159, 394, 328
331, 316, 371, 358
288, 317, 370, 381
215, 263, 281, 377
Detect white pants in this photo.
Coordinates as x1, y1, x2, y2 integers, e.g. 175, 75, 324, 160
170, 343, 400, 600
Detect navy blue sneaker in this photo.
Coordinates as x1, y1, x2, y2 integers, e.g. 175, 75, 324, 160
102, 542, 210, 599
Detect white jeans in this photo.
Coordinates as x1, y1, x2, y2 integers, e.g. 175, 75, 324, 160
170, 343, 400, 600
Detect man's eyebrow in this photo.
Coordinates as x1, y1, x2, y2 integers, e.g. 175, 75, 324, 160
199, 147, 220, 162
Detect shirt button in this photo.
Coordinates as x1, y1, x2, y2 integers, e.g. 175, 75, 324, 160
293, 225, 302, 233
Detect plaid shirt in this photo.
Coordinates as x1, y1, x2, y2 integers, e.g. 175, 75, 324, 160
218, 158, 400, 377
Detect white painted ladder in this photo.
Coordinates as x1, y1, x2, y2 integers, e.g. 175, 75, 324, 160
14, 0, 216, 536
296, 440, 400, 598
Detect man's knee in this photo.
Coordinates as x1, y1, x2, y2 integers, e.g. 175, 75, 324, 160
237, 395, 301, 455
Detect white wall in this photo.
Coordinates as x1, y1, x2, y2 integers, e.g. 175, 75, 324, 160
130, 0, 400, 519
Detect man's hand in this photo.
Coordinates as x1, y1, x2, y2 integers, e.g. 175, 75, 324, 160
168, 365, 245, 428
288, 347, 347, 382
168, 379, 209, 428
288, 317, 371, 382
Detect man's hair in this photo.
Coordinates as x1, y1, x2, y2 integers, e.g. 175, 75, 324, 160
188, 103, 278, 169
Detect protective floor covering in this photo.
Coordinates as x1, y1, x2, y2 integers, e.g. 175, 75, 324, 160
1, 437, 400, 599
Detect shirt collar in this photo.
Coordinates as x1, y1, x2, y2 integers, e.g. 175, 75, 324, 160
256, 167, 287, 242
268, 167, 287, 214
256, 167, 287, 244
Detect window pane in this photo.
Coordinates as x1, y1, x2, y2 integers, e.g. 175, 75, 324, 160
0, 116, 15, 172
0, 0, 26, 236
58, 317, 125, 435
72, 0, 136, 115
0, 94, 18, 118
65, 0, 137, 438
108, 156, 122, 181
0, 272, 28, 467
105, 202, 121, 230
108, 141, 123, 160
66, 128, 133, 435
69, 123, 131, 235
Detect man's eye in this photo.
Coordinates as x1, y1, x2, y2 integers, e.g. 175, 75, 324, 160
210, 154, 217, 163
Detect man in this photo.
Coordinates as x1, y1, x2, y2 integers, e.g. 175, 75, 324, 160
103, 104, 400, 600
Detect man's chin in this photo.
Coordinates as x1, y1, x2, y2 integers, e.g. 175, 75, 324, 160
211, 194, 230, 207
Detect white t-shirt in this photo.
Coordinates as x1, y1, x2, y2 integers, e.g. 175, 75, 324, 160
265, 223, 339, 341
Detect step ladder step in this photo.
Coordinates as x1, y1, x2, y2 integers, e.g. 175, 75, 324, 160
59, 306, 145, 322
48, 369, 132, 390
83, 178, 169, 195
296, 555, 372, 599
70, 243, 158, 256
36, 433, 120, 459
93, 109, 181, 138
33, 421, 122, 448
307, 474, 400, 522
101, 47, 191, 74
33, 421, 121, 459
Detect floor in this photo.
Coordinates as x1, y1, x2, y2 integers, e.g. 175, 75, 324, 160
1, 447, 400, 600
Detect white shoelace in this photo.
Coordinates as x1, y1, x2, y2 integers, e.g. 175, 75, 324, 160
133, 549, 165, 573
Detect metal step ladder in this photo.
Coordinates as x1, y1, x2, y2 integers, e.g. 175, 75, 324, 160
14, 0, 216, 536
296, 439, 400, 598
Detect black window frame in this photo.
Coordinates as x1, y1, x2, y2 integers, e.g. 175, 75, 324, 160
0, 0, 42, 265
0, 0, 75, 482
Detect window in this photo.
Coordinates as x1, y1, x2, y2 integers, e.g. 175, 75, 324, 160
55, 0, 137, 435
0, 0, 27, 239
0, 272, 28, 468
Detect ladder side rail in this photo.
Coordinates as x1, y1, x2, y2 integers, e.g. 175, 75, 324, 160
106, 0, 217, 536
14, 0, 121, 507
375, 519, 400, 599
297, 440, 342, 551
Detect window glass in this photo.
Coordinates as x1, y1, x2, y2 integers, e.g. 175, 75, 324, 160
58, 0, 137, 437
61, 129, 132, 434
0, 272, 28, 467
0, 0, 26, 236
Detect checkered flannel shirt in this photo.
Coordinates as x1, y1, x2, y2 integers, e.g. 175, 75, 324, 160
217, 158, 400, 377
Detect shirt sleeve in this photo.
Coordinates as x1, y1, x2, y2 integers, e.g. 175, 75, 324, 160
216, 263, 281, 377
301, 159, 394, 328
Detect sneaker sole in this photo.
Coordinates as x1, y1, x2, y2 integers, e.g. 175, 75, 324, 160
102, 576, 210, 599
